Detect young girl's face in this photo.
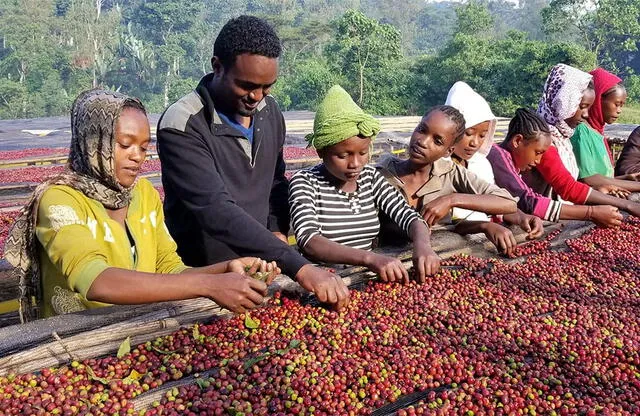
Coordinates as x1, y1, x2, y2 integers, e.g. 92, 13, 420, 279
319, 136, 371, 185
408, 110, 459, 166
511, 132, 552, 172
453, 120, 491, 161
114, 107, 150, 188
601, 85, 627, 124
565, 88, 596, 128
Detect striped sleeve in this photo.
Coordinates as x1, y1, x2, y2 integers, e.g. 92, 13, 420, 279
289, 171, 321, 249
370, 168, 423, 233
487, 145, 562, 222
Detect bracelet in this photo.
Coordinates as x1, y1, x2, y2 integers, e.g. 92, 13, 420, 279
585, 206, 594, 221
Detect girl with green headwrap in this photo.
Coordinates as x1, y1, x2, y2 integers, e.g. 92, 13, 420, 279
289, 86, 440, 282
4, 89, 279, 321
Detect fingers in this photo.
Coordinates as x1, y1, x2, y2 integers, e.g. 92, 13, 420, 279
529, 219, 544, 239
507, 232, 518, 257
400, 263, 409, 284
333, 277, 350, 311
265, 262, 280, 285
378, 267, 389, 282
325, 285, 338, 305
415, 258, 426, 283
422, 211, 436, 227
247, 278, 268, 297
246, 259, 262, 276
426, 256, 440, 276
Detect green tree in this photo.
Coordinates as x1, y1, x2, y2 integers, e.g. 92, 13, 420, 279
412, 30, 595, 116
129, 0, 203, 109
455, 1, 495, 38
0, 0, 69, 117
63, 0, 121, 88
326, 9, 402, 109
542, 0, 640, 73
413, 3, 457, 54
274, 57, 343, 111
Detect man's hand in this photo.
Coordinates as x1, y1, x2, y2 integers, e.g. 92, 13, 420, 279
421, 195, 454, 226
273, 232, 289, 244
227, 257, 280, 284
202, 273, 268, 314
295, 264, 350, 310
364, 252, 409, 283
484, 223, 518, 257
412, 243, 441, 283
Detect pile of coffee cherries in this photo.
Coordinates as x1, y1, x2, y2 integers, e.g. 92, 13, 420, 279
1, 219, 639, 415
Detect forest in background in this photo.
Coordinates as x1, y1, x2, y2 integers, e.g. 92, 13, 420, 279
0, 0, 639, 120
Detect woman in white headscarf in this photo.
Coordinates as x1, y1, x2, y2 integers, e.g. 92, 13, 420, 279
446, 81, 544, 244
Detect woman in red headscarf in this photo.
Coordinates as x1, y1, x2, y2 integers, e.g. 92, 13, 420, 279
569, 67, 640, 194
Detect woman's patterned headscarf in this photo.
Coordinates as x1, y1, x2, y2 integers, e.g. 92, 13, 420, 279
3, 89, 145, 322
537, 64, 593, 179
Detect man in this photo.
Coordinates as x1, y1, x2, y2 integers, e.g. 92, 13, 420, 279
157, 15, 349, 309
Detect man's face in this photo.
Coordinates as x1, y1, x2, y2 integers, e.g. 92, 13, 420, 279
211, 53, 278, 117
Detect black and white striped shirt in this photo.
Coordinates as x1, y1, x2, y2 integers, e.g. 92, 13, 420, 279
289, 164, 422, 250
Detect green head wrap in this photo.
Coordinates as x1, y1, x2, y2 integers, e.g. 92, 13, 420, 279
305, 85, 380, 150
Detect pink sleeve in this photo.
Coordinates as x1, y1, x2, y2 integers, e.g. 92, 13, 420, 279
536, 146, 591, 204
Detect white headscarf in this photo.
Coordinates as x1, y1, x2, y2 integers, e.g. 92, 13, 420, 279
445, 81, 497, 157
445, 81, 497, 222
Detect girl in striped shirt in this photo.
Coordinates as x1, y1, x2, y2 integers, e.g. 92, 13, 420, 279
289, 86, 440, 283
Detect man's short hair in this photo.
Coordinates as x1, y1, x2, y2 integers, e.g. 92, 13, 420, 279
214, 15, 282, 68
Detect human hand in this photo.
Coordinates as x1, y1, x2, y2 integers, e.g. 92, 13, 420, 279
295, 265, 350, 310
588, 205, 623, 228
412, 244, 441, 283
517, 212, 544, 240
484, 223, 518, 256
421, 195, 454, 226
227, 257, 280, 284
204, 273, 268, 314
597, 184, 630, 199
624, 172, 640, 181
623, 201, 640, 218
364, 252, 409, 283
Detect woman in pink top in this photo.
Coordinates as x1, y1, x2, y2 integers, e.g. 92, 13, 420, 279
487, 108, 633, 226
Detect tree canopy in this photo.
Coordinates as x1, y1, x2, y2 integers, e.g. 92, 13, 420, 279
0, 0, 635, 119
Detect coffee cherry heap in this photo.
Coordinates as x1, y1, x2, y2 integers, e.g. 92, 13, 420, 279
1, 219, 640, 415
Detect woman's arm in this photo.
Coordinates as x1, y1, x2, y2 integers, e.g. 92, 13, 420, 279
581, 173, 640, 192
407, 219, 440, 280
487, 147, 562, 222
454, 221, 517, 256
535, 146, 591, 204
86, 268, 268, 314
559, 204, 622, 228
427, 193, 517, 216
